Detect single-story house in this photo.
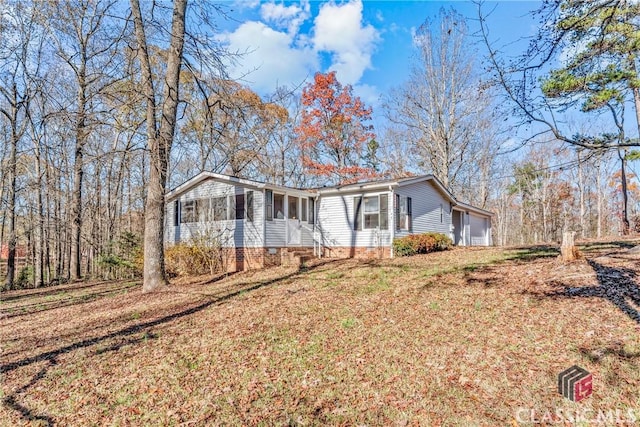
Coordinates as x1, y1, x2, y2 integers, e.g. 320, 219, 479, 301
164, 172, 493, 271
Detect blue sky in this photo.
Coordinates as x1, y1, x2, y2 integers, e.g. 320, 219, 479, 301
215, 1, 540, 114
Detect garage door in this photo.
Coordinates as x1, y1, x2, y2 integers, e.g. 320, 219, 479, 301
469, 214, 488, 246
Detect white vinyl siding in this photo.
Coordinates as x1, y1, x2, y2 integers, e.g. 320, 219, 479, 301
165, 178, 264, 248
316, 192, 392, 248
394, 181, 451, 239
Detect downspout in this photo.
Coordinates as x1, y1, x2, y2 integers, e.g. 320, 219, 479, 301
389, 185, 394, 258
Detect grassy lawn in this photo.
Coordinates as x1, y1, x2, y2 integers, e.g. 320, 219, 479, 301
2, 240, 640, 425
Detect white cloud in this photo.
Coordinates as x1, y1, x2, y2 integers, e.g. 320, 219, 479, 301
260, 1, 310, 36
353, 83, 381, 110
218, 21, 317, 94
312, 0, 380, 85
217, 0, 382, 95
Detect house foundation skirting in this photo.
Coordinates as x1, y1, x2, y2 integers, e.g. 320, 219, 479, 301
321, 246, 390, 259
219, 245, 391, 273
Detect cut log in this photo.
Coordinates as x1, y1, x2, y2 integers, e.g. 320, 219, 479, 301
560, 231, 580, 262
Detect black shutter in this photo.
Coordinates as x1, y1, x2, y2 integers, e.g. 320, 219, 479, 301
380, 194, 388, 230
408, 197, 412, 231
354, 196, 362, 231
235, 194, 245, 220
246, 191, 254, 222
174, 200, 179, 226
265, 190, 273, 221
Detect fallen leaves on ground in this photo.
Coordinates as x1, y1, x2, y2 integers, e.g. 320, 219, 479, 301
1, 239, 640, 425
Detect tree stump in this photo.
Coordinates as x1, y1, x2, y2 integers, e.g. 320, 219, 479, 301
560, 231, 580, 262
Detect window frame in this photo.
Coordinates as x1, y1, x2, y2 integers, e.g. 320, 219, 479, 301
300, 197, 307, 222
396, 195, 412, 231
354, 194, 389, 231
211, 196, 228, 221
181, 199, 196, 223
273, 192, 285, 220
363, 195, 380, 229
246, 191, 254, 222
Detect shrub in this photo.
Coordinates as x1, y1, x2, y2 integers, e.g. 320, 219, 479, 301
165, 243, 224, 278
392, 232, 452, 257
15, 265, 34, 289
97, 232, 143, 279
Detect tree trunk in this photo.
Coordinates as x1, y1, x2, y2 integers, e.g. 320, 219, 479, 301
5, 122, 18, 289
560, 231, 579, 262
131, 0, 187, 292
70, 77, 87, 281
34, 139, 44, 287
619, 149, 630, 235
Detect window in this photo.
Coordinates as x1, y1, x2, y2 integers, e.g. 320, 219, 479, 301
228, 195, 235, 220
274, 193, 285, 219
211, 196, 227, 221
235, 194, 245, 220
355, 194, 388, 230
379, 194, 388, 230
265, 190, 273, 221
196, 198, 209, 222
308, 198, 315, 224
246, 191, 254, 222
181, 200, 196, 223
288, 196, 298, 219
396, 195, 412, 231
363, 196, 379, 228
301, 198, 307, 222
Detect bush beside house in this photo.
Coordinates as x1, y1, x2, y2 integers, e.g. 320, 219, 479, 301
392, 233, 452, 257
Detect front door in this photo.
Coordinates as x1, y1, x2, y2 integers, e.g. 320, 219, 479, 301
287, 196, 301, 245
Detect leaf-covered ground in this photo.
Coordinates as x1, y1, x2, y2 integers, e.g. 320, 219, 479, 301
2, 240, 640, 426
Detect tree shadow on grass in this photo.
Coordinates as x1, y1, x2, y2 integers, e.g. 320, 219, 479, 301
2, 282, 139, 319
1, 280, 130, 303
535, 259, 640, 325
578, 240, 639, 254
504, 245, 559, 262
1, 260, 338, 426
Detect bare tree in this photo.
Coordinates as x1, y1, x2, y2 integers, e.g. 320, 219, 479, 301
0, 2, 42, 288
385, 8, 499, 197
41, 0, 126, 280
130, 0, 187, 292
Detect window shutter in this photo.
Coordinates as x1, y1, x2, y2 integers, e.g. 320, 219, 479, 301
235, 194, 245, 220
379, 194, 388, 230
246, 191, 254, 222
408, 197, 412, 231
353, 196, 362, 231
174, 200, 179, 226
308, 198, 315, 224
265, 190, 273, 221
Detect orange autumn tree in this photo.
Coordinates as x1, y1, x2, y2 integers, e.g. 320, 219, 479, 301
295, 71, 377, 185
